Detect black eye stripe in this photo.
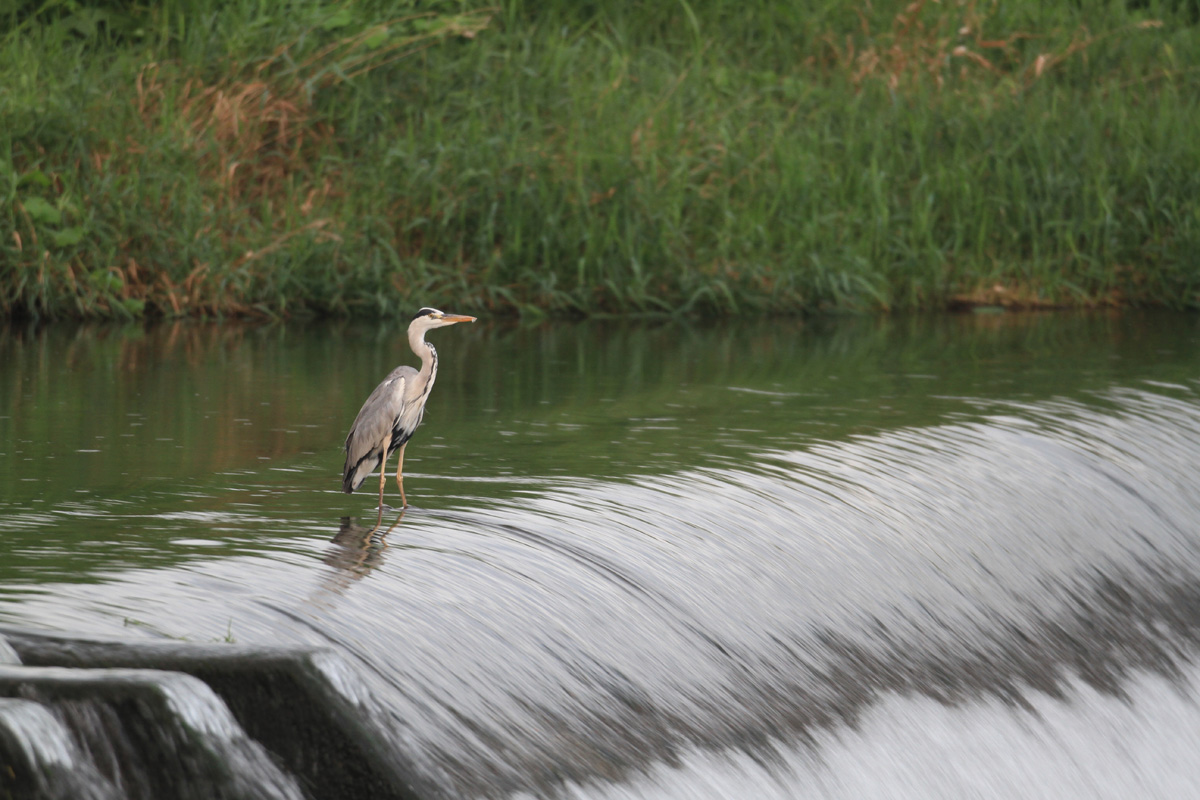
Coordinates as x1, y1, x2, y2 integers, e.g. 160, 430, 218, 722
413, 307, 442, 320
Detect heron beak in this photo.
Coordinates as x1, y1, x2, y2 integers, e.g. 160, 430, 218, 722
440, 314, 477, 324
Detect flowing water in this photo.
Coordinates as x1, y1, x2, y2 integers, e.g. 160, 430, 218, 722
2, 312, 1200, 799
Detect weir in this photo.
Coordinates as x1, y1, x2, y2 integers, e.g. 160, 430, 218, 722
2, 315, 1199, 798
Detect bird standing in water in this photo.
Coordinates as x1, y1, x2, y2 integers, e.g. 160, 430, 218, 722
342, 307, 476, 524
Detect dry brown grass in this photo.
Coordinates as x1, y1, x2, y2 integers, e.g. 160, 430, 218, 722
98, 9, 495, 316
821, 0, 1161, 95
947, 280, 1126, 311
137, 62, 337, 216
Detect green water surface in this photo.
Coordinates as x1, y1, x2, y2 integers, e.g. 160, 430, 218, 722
1, 312, 1197, 591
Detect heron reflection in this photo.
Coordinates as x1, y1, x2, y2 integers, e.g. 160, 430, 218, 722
323, 510, 407, 587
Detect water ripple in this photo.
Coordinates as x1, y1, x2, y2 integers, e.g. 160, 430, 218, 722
5, 384, 1200, 799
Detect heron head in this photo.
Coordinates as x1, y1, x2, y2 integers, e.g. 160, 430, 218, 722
411, 307, 477, 330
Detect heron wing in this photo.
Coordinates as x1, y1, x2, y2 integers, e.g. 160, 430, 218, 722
342, 366, 417, 493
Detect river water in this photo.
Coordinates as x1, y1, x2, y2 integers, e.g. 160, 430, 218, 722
2, 312, 1199, 798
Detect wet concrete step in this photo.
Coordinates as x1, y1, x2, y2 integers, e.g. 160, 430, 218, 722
0, 629, 428, 800
0, 660, 301, 800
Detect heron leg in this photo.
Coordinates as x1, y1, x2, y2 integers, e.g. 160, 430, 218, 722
374, 436, 392, 530
395, 442, 408, 508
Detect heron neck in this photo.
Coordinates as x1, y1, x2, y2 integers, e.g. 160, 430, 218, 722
408, 326, 438, 380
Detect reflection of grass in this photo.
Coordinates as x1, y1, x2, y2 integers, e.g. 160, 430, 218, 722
2, 1, 1199, 318
3, 313, 1197, 505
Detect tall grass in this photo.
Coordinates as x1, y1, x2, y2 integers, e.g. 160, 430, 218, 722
2, 0, 1198, 318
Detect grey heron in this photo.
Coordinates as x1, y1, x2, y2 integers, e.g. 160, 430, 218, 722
342, 307, 476, 521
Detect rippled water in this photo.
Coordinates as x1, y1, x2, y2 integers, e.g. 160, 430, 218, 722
2, 313, 1200, 798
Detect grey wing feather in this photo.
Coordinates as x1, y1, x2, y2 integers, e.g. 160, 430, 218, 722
342, 366, 417, 493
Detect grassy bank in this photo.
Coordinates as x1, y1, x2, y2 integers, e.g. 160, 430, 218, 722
2, 0, 1199, 319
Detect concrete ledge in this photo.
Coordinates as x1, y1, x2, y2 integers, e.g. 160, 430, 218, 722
0, 628, 431, 800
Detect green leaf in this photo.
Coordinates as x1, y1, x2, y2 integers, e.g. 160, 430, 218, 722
18, 170, 51, 188
52, 226, 85, 246
121, 298, 146, 317
87, 268, 123, 292
22, 197, 61, 225
364, 27, 389, 50
320, 8, 354, 30
66, 8, 110, 39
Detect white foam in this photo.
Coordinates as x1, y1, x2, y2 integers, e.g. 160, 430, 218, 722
538, 664, 1200, 800
0, 698, 78, 767
0, 635, 19, 665
154, 671, 244, 739
311, 649, 373, 706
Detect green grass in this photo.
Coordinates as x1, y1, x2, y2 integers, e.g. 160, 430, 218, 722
2, 0, 1199, 319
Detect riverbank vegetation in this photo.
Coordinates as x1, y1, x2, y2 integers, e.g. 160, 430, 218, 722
2, 0, 1199, 319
